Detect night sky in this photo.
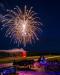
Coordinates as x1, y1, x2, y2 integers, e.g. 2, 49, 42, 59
0, 0, 60, 53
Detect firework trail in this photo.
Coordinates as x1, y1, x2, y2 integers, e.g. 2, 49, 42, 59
1, 6, 42, 46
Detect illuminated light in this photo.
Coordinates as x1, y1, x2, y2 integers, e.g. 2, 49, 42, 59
1, 67, 16, 75
21, 51, 27, 58
40, 56, 47, 65
1, 5, 42, 46
46, 56, 60, 59
33, 62, 40, 68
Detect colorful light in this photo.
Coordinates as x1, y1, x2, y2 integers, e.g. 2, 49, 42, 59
2, 6, 42, 46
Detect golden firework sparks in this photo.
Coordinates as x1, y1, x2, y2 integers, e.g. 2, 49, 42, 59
2, 6, 42, 46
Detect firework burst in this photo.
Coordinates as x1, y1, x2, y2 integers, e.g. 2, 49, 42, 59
2, 6, 42, 46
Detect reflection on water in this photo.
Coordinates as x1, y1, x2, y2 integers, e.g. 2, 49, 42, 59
16, 71, 60, 75
0, 58, 60, 75
17, 71, 48, 75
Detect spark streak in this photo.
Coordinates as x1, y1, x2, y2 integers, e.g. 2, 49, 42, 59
2, 6, 42, 46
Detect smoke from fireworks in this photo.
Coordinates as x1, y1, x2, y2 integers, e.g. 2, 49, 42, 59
2, 6, 42, 46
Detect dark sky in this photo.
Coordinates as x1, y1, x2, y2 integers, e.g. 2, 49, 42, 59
0, 0, 60, 53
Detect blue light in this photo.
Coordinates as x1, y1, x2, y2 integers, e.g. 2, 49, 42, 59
40, 56, 47, 65
1, 67, 16, 75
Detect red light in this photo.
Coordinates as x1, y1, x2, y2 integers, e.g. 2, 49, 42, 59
22, 51, 26, 58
